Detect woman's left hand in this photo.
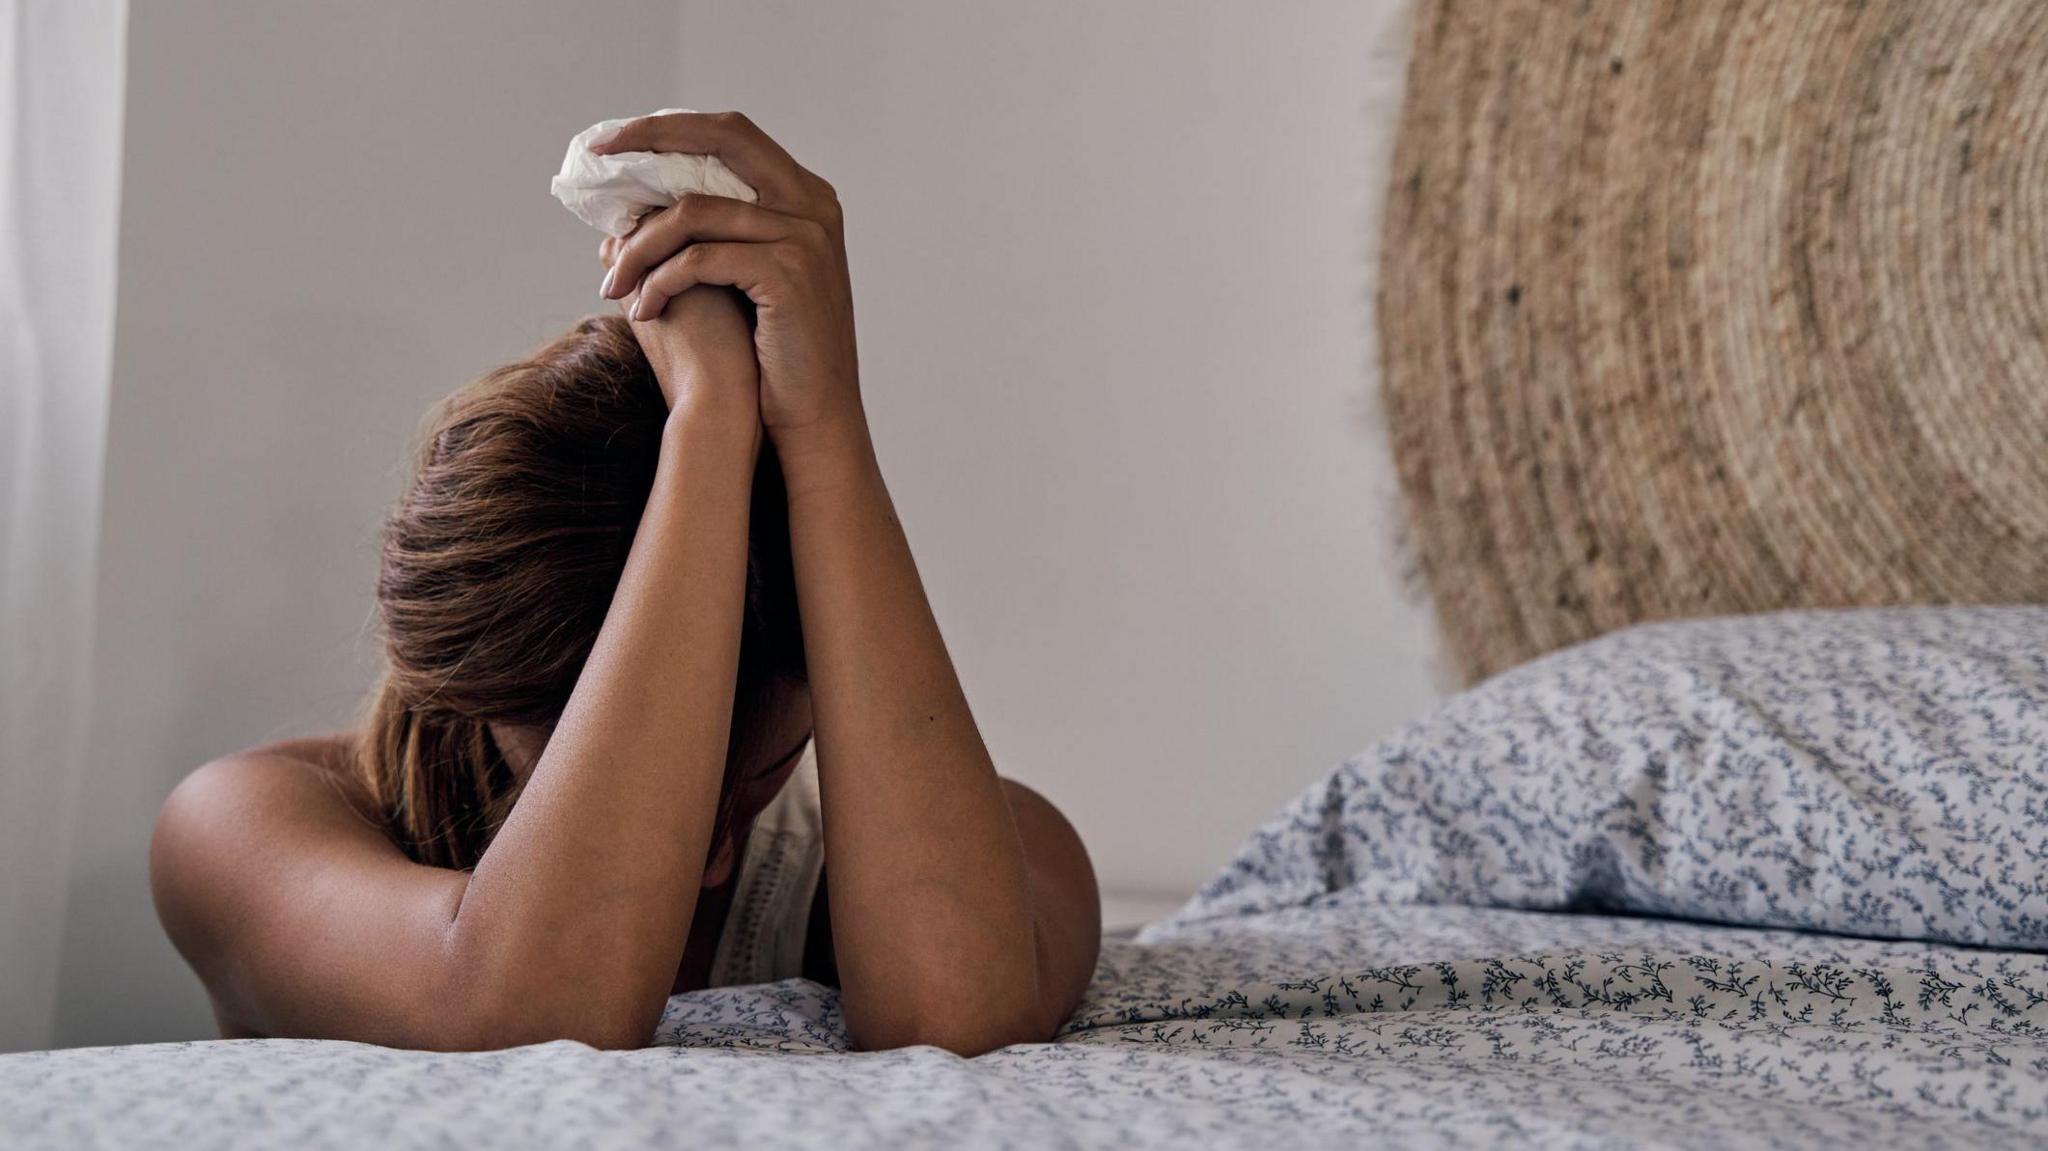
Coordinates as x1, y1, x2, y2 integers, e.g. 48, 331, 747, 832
594, 111, 861, 443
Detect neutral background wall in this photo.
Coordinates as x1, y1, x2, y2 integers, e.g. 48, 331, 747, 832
670, 0, 1439, 903
50, 0, 1440, 1047
50, 0, 686, 1047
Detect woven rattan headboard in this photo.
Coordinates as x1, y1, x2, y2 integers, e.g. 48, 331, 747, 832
1378, 0, 2048, 684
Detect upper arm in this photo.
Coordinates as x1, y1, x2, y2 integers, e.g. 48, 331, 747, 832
150, 748, 476, 1047
999, 778, 1101, 1036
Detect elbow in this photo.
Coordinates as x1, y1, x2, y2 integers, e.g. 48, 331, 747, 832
564, 1001, 664, 1051
443, 996, 659, 1053
497, 1007, 655, 1052
552, 1017, 659, 1053
432, 910, 666, 1052
844, 994, 1054, 1058
434, 952, 661, 1052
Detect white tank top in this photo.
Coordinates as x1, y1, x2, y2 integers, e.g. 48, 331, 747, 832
706, 737, 825, 987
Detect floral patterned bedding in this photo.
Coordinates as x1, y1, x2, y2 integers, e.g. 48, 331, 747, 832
5, 607, 2044, 1149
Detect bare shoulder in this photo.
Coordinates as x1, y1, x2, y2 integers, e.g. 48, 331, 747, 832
150, 733, 392, 957
151, 734, 469, 1042
155, 734, 373, 850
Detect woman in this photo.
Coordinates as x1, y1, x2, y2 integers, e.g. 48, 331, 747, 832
149, 111, 1101, 1055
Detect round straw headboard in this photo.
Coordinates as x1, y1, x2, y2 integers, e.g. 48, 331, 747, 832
1379, 0, 2048, 685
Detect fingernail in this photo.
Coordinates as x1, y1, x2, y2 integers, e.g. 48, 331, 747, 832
630, 293, 652, 322
587, 125, 621, 151
600, 266, 617, 298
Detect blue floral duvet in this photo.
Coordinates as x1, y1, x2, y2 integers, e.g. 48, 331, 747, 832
6, 606, 2045, 1149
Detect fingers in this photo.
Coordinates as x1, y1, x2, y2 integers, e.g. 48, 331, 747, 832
598, 216, 643, 272
628, 241, 783, 322
601, 193, 806, 302
589, 110, 829, 217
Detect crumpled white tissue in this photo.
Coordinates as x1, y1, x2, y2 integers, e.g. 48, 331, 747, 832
550, 108, 759, 237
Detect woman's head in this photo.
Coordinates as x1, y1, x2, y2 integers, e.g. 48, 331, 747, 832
356, 314, 804, 869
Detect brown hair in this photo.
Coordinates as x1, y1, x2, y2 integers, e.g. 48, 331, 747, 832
354, 314, 803, 870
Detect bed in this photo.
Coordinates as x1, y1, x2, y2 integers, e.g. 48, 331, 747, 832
7, 605, 2045, 1149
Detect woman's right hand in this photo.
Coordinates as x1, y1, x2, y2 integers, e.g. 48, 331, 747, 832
603, 230, 760, 425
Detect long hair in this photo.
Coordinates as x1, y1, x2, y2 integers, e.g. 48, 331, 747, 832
354, 313, 803, 870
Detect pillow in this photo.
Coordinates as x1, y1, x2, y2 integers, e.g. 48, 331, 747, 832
1159, 606, 2048, 950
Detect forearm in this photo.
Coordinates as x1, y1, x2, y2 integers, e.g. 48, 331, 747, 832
581, 111, 1090, 1050
777, 417, 1047, 1053
444, 404, 759, 1048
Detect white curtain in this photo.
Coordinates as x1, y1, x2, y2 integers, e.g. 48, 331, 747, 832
0, 0, 126, 1053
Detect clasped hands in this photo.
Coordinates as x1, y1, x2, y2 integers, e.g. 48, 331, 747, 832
593, 111, 863, 452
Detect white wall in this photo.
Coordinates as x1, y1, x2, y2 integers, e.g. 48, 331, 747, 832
49, 0, 1440, 1047
671, 1, 1439, 908
51, 0, 684, 1047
